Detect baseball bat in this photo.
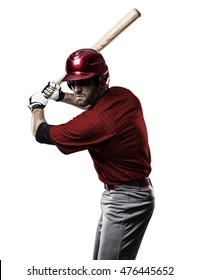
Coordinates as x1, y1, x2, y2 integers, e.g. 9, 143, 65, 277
56, 8, 141, 85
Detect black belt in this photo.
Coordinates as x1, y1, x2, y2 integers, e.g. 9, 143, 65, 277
104, 178, 151, 191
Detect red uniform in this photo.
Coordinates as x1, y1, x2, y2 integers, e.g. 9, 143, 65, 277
32, 48, 155, 260
49, 86, 151, 185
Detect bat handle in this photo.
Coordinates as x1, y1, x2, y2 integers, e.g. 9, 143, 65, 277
55, 75, 65, 85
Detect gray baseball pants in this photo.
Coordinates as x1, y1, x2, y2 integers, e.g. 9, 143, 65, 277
93, 182, 155, 260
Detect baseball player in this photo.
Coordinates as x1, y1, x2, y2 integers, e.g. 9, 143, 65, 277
28, 48, 155, 260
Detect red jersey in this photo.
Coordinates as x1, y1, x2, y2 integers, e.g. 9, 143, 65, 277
49, 86, 151, 184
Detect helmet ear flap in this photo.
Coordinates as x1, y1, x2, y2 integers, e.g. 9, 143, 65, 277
99, 70, 110, 88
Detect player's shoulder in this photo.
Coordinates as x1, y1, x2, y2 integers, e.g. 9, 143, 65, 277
109, 86, 141, 103
110, 86, 136, 95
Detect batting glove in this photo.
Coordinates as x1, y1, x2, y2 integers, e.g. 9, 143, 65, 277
42, 81, 65, 101
28, 92, 48, 111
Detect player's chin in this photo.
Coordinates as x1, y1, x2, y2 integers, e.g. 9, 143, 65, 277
76, 100, 88, 107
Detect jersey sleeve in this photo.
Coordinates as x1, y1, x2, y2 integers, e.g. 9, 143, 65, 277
49, 111, 116, 154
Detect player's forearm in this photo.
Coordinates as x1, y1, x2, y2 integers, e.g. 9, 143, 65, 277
61, 92, 76, 105
31, 108, 46, 137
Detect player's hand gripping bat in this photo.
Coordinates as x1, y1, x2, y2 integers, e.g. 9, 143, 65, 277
55, 8, 141, 85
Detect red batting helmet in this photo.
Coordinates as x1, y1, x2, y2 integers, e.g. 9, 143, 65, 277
62, 48, 110, 88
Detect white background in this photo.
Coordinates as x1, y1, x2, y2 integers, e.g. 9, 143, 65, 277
0, 0, 198, 279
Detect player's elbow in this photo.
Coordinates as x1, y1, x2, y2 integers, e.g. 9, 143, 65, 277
35, 122, 55, 145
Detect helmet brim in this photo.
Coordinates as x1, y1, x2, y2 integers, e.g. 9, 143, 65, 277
62, 72, 97, 82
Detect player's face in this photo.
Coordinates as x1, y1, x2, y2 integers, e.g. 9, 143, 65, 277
70, 78, 101, 107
